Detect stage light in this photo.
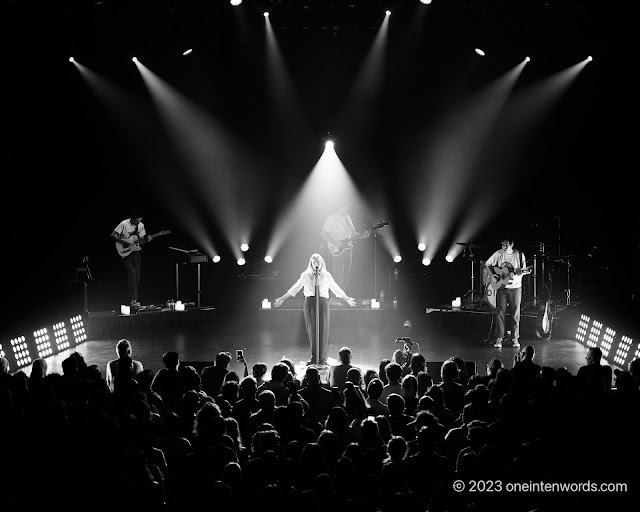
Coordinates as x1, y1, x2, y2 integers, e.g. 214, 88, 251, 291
182, 49, 193, 56
230, 0, 242, 5
614, 335, 634, 367
69, 57, 75, 63
525, 56, 531, 62
52, 322, 70, 353
212, 255, 221, 263
264, 11, 269, 17
573, 313, 637, 370
120, 305, 131, 315
241, 243, 249, 252
445, 255, 454, 262
3, 316, 87, 373
420, 0, 432, 4
132, 57, 138, 62
325, 140, 334, 149
34, 328, 53, 358
385, 10, 391, 15
10, 336, 31, 369
587, 56, 593, 62
601, 326, 617, 358
422, 257, 431, 266
393, 255, 402, 263
70, 315, 87, 345
238, 258, 246, 266
475, 48, 485, 57
418, 242, 426, 251
264, 255, 273, 263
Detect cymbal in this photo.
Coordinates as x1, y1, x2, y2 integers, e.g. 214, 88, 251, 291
456, 242, 487, 249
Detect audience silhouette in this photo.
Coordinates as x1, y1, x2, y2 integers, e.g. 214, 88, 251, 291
1, 344, 637, 512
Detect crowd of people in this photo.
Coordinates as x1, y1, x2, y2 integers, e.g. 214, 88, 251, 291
0, 343, 638, 512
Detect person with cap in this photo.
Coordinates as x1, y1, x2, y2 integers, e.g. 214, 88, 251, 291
111, 208, 151, 307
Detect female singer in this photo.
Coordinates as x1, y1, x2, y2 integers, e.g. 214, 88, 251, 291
274, 253, 356, 366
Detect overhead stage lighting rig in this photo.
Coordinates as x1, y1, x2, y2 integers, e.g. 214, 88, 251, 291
322, 131, 338, 149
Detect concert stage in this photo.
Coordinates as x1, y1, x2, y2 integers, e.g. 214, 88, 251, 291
5, 286, 635, 385
256, 298, 402, 329
85, 305, 217, 336
424, 303, 539, 337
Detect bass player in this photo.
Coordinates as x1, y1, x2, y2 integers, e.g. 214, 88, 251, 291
485, 234, 528, 348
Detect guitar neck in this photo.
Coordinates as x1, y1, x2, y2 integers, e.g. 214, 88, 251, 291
494, 265, 530, 273
117, 231, 168, 249
144, 231, 169, 243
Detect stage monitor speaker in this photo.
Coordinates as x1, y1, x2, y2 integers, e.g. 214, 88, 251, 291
427, 361, 477, 383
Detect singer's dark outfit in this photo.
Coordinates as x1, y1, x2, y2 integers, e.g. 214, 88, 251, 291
287, 270, 348, 364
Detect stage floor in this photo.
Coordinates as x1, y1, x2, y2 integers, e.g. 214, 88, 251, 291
28, 304, 615, 383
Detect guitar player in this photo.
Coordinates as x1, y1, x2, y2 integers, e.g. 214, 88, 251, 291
485, 235, 527, 349
111, 208, 151, 308
321, 201, 370, 305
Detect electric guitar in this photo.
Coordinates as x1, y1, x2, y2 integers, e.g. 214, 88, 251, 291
116, 230, 171, 257
326, 220, 389, 256
489, 264, 532, 290
535, 273, 555, 339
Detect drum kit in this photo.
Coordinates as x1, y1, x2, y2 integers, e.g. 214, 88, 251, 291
527, 242, 575, 307
457, 241, 575, 309
455, 242, 491, 308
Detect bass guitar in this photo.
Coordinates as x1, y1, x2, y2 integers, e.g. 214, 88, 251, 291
326, 220, 389, 256
116, 230, 171, 257
535, 273, 555, 339
489, 264, 532, 290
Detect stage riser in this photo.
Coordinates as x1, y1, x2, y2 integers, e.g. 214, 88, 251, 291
86, 307, 217, 336
255, 308, 403, 329
425, 310, 539, 337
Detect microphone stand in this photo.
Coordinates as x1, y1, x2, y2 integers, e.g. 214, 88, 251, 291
374, 231, 378, 299
314, 269, 320, 365
82, 256, 94, 313
373, 228, 385, 300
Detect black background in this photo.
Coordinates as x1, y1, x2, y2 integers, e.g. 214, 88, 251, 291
3, 1, 636, 335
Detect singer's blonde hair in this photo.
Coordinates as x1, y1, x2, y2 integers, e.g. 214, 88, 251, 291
306, 253, 326, 275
